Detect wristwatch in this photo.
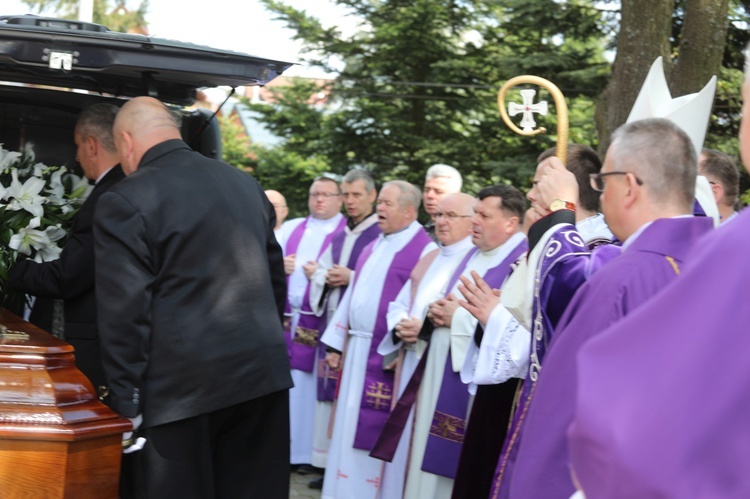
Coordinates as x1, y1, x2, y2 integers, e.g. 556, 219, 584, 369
549, 199, 576, 212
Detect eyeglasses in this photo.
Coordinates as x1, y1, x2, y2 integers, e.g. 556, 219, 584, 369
589, 172, 644, 192
434, 212, 472, 221
309, 192, 342, 199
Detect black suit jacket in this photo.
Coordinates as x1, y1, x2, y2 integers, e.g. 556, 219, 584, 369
93, 140, 291, 427
8, 165, 125, 388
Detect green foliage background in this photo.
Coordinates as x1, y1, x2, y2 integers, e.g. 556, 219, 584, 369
221, 0, 749, 216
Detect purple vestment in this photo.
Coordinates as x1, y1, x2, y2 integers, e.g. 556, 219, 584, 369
492, 216, 714, 499
491, 213, 620, 496
568, 209, 750, 498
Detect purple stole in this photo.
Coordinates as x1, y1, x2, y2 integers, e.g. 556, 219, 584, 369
317, 221, 381, 402
330, 221, 382, 295
352, 229, 433, 451
421, 240, 528, 479
283, 216, 346, 372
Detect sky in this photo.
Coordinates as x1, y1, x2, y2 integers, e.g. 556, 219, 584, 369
3, 0, 357, 78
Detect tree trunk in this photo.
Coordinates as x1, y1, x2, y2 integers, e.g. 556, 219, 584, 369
671, 0, 730, 96
595, 0, 675, 155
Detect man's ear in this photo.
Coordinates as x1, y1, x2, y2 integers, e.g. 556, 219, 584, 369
622, 172, 641, 208
506, 215, 521, 234
711, 182, 723, 204
86, 135, 98, 157
119, 131, 134, 158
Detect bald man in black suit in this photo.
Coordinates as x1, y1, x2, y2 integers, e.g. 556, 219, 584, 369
95, 96, 292, 498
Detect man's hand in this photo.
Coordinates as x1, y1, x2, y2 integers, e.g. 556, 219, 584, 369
303, 260, 318, 280
122, 414, 146, 454
326, 264, 352, 288
428, 293, 460, 328
535, 156, 579, 212
283, 253, 296, 275
394, 315, 422, 344
325, 351, 341, 369
457, 271, 501, 325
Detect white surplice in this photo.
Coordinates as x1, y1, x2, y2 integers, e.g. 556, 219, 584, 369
308, 212, 379, 469
320, 221, 435, 499
378, 235, 474, 499
404, 232, 527, 499
466, 215, 613, 390
285, 213, 345, 465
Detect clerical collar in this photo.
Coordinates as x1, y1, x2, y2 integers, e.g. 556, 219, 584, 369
309, 213, 344, 229
440, 236, 474, 257
479, 242, 504, 257
348, 210, 375, 230
479, 231, 527, 259
382, 221, 415, 239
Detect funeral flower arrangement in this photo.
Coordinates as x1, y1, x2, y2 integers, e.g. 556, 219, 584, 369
0, 146, 91, 295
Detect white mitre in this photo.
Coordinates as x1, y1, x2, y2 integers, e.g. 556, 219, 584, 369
627, 56, 720, 226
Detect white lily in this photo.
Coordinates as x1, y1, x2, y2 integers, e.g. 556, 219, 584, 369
9, 217, 50, 256
32, 162, 49, 178
45, 224, 66, 244
66, 173, 93, 200
33, 242, 63, 263
4, 169, 46, 217
45, 167, 67, 205
0, 148, 21, 173
0, 149, 88, 275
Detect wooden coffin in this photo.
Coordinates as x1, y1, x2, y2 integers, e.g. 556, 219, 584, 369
0, 308, 131, 498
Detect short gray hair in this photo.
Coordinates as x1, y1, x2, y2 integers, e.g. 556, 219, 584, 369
425, 163, 462, 192
382, 180, 421, 210
76, 103, 119, 154
610, 118, 696, 210
342, 169, 376, 192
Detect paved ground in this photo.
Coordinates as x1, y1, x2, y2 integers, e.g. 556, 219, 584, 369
290, 470, 323, 498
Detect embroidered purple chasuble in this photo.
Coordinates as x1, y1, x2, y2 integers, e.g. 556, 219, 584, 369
488, 214, 620, 497
491, 216, 713, 499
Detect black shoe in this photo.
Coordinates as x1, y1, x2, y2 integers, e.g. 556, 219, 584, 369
308, 476, 324, 489
296, 464, 324, 475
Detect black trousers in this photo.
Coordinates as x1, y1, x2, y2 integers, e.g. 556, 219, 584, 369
122, 389, 290, 499
451, 380, 519, 499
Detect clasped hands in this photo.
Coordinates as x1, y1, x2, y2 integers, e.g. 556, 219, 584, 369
427, 293, 460, 328
284, 254, 323, 282
285, 255, 350, 286
394, 315, 422, 344
325, 264, 351, 288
